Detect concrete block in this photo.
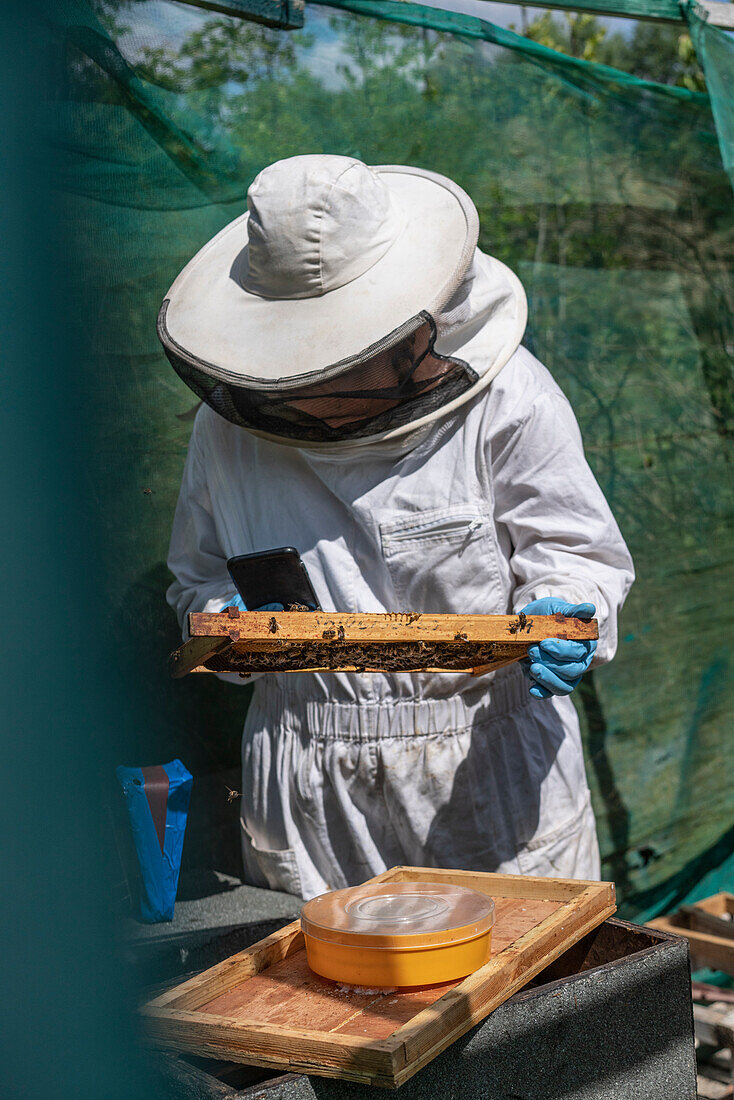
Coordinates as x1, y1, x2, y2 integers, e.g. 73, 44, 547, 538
126, 876, 301, 984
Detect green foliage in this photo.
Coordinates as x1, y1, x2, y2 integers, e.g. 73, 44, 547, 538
510, 9, 705, 89
609, 21, 706, 90
137, 17, 304, 92
515, 11, 608, 62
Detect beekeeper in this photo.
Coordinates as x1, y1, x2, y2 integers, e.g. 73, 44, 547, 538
163, 155, 634, 899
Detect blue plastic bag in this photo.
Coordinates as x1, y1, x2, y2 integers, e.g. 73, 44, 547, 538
116, 759, 192, 922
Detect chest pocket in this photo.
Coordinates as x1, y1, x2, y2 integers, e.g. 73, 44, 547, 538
379, 505, 498, 613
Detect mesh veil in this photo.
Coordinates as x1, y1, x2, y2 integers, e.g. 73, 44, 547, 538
158, 249, 521, 443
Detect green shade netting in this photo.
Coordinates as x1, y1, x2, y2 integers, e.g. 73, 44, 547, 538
686, 1, 734, 185
53, 0, 734, 917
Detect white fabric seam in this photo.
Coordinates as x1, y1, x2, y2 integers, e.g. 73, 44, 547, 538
315, 161, 355, 294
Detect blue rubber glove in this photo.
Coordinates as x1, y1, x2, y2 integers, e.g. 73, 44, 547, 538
519, 597, 597, 700
224, 594, 284, 612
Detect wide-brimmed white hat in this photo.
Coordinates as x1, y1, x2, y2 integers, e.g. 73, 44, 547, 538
158, 154, 526, 445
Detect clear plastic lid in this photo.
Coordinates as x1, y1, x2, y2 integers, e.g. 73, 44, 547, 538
301, 881, 495, 950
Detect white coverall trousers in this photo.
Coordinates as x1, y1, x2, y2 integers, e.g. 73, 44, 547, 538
167, 346, 634, 899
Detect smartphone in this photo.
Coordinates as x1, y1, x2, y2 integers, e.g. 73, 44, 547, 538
227, 547, 321, 611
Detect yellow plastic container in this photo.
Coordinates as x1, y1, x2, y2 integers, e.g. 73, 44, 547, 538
301, 882, 495, 987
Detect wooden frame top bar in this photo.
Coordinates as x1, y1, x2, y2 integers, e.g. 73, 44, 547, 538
188, 610, 599, 644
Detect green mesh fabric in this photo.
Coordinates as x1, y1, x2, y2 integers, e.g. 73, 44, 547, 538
686, 1, 734, 185
53, 0, 734, 917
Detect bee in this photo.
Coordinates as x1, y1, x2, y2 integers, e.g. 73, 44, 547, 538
224, 785, 241, 803
508, 612, 528, 635
269, 617, 278, 633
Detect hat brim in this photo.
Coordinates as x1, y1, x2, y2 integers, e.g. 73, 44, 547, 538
163, 165, 479, 387
230, 256, 528, 450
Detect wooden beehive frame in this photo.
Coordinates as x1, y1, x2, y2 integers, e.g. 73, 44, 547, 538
170, 611, 598, 678
142, 866, 616, 1089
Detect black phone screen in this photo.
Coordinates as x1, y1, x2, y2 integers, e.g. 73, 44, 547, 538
227, 548, 321, 611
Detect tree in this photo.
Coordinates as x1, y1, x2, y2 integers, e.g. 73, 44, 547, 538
512, 7, 705, 89
513, 10, 609, 62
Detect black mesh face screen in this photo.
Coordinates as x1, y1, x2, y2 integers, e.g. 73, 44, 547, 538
159, 308, 478, 443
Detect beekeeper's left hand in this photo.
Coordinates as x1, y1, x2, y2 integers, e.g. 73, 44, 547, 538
519, 597, 597, 699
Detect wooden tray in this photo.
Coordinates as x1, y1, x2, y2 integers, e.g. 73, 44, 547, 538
647, 891, 734, 976
170, 610, 598, 678
143, 866, 616, 1089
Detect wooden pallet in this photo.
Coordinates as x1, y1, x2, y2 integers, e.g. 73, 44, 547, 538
142, 866, 616, 1089
693, 995, 734, 1098
170, 611, 598, 678
648, 892, 734, 976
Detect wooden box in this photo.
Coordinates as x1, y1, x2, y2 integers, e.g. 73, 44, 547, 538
648, 891, 734, 975
143, 866, 615, 1089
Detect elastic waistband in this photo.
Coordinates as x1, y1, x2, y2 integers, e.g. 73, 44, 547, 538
251, 666, 531, 742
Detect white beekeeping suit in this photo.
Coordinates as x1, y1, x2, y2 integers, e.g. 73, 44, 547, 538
163, 155, 634, 899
